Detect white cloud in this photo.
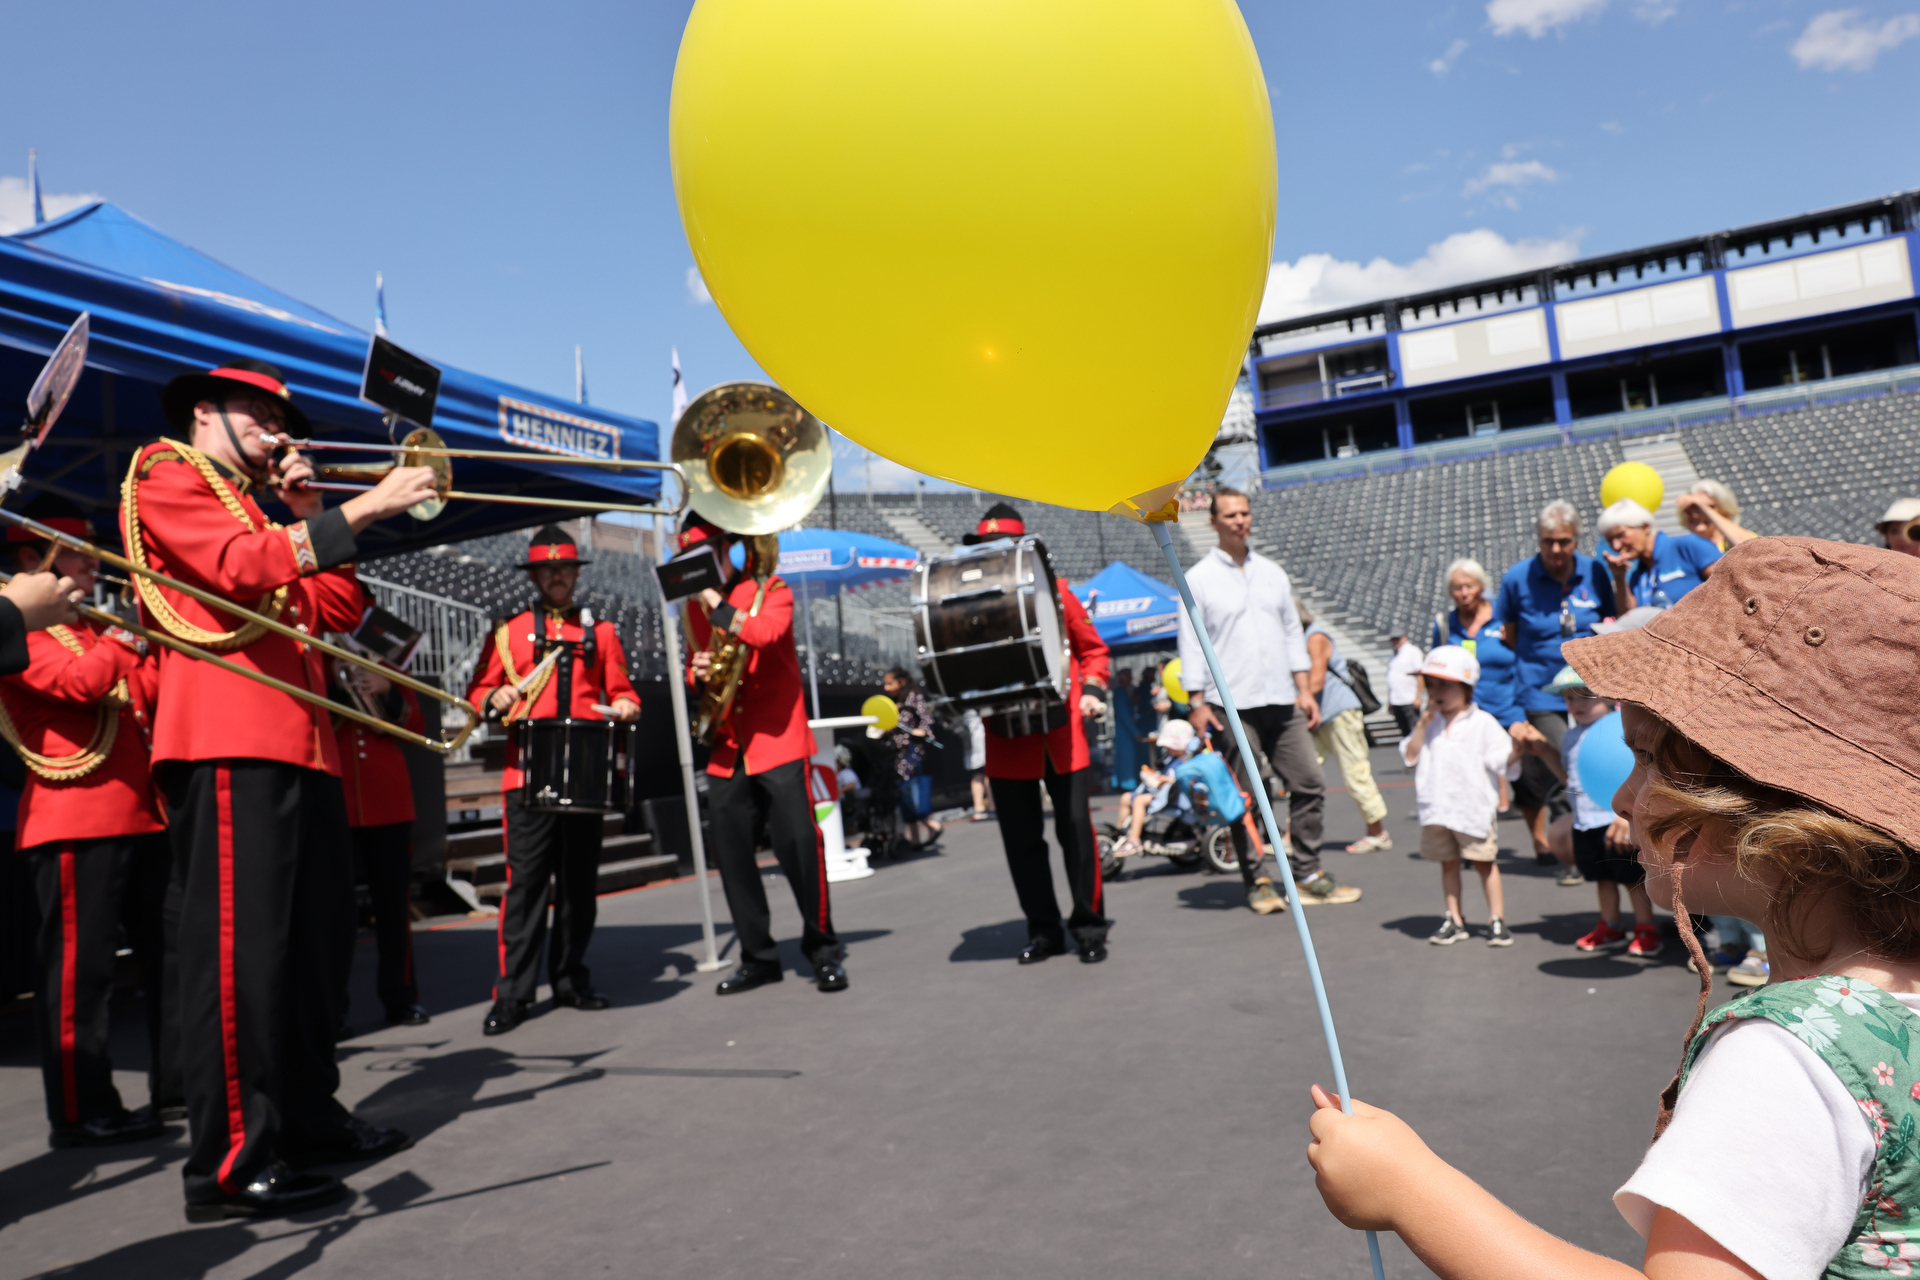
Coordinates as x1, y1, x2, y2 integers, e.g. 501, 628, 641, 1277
0, 176, 101, 236
1633, 0, 1679, 24
1789, 9, 1920, 69
1258, 228, 1584, 324
1429, 37, 1471, 72
686, 264, 712, 304
1487, 0, 1608, 37
1461, 158, 1562, 196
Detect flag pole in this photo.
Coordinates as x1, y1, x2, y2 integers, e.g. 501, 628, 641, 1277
1148, 519, 1385, 1280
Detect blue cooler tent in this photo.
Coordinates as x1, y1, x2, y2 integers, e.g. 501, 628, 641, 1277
1071, 561, 1180, 652
0, 202, 662, 556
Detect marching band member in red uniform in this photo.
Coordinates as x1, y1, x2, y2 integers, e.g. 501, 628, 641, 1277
132, 359, 437, 1222
1, 499, 171, 1149
332, 660, 428, 1027
681, 515, 847, 996
465, 525, 639, 1037
968, 505, 1115, 964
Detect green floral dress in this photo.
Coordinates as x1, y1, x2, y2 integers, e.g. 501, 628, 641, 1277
1675, 976, 1920, 1277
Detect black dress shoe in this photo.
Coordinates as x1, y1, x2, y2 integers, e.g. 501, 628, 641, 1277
280, 1115, 414, 1168
482, 998, 530, 1036
552, 988, 611, 1011
813, 961, 848, 992
49, 1106, 165, 1149
156, 1101, 189, 1123
1077, 939, 1109, 964
185, 1161, 345, 1222
1018, 937, 1063, 965
385, 1003, 431, 1026
715, 965, 782, 996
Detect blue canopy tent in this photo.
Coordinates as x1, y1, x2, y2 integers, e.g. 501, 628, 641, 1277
0, 203, 661, 557
775, 528, 918, 715
1071, 561, 1180, 652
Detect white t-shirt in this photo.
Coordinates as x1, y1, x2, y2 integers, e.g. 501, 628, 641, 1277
1614, 991, 1920, 1280
1397, 705, 1518, 836
1386, 642, 1424, 706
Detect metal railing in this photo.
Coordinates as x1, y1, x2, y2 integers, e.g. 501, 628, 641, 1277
1257, 370, 1396, 412
358, 574, 493, 689
1261, 362, 1920, 488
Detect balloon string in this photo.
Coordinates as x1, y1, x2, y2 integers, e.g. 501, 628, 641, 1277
1150, 522, 1386, 1280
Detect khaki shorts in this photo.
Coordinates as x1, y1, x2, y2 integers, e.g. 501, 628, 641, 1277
1420, 824, 1499, 863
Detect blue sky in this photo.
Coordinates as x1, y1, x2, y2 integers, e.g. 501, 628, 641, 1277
3, 0, 1916, 490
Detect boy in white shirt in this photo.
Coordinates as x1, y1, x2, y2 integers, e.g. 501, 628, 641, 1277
1399, 645, 1521, 948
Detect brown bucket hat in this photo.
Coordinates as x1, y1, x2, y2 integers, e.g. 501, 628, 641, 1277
1563, 536, 1920, 850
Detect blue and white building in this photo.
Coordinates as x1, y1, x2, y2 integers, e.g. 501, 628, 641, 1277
1249, 190, 1920, 478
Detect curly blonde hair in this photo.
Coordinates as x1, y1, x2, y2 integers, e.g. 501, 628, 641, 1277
1639, 717, 1920, 963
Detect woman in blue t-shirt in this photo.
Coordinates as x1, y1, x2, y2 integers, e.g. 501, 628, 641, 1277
1430, 558, 1519, 730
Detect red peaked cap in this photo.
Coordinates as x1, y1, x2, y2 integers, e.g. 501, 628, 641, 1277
963, 502, 1024, 545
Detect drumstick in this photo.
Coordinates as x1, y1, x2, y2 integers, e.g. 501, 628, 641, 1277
591, 703, 619, 715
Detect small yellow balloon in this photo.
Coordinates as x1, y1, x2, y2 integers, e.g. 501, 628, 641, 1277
1601, 462, 1665, 515
861, 694, 900, 733
1161, 659, 1187, 705
670, 0, 1276, 517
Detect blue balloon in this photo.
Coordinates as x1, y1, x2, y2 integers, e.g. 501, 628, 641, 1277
1574, 710, 1634, 809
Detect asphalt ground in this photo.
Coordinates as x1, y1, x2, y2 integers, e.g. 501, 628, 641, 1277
0, 743, 1716, 1280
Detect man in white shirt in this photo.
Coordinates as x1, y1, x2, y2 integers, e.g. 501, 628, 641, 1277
1385, 630, 1424, 740
1178, 489, 1362, 912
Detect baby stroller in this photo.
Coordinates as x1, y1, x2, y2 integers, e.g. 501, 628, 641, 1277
851, 773, 910, 862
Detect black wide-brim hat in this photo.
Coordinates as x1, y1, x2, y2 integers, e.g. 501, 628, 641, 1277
161, 358, 312, 440
962, 501, 1025, 545
524, 523, 591, 568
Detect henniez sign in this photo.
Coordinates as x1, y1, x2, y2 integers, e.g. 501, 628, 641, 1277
496, 396, 621, 459
359, 335, 441, 427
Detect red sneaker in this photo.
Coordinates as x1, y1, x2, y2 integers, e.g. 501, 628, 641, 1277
1627, 924, 1664, 958
1574, 919, 1629, 952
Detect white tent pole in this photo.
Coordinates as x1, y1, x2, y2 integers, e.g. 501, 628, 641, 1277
655, 514, 724, 973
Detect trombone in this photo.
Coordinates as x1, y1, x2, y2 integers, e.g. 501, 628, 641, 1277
269, 428, 690, 521
0, 506, 482, 755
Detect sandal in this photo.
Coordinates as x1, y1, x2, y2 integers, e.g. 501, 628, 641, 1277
1344, 833, 1393, 853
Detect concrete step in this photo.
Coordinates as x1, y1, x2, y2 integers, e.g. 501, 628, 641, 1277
446, 812, 633, 860
1619, 434, 1702, 535
877, 510, 952, 561
448, 831, 654, 892
595, 854, 679, 893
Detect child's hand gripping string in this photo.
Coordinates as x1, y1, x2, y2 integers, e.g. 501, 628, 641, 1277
1305, 1084, 1757, 1280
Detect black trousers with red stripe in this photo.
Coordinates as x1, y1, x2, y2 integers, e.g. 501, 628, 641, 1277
493, 792, 603, 1005
163, 760, 356, 1203
26, 832, 171, 1128
351, 822, 418, 1013
709, 758, 840, 971
989, 764, 1109, 949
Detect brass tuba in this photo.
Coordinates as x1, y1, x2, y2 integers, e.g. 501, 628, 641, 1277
671, 382, 830, 745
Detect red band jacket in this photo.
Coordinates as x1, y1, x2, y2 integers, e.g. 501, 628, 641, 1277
337, 687, 424, 828
122, 441, 366, 774
684, 575, 812, 778
465, 606, 639, 792
984, 582, 1110, 780
0, 622, 165, 850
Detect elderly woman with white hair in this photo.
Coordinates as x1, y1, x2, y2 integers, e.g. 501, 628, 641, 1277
1597, 497, 1722, 611
1675, 478, 1757, 550
1492, 499, 1616, 864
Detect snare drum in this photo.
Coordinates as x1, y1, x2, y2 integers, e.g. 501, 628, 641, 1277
516, 718, 638, 814
912, 536, 1069, 737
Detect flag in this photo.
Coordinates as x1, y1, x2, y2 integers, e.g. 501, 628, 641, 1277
671, 347, 688, 424
27, 149, 44, 226
374, 272, 388, 336
575, 345, 588, 405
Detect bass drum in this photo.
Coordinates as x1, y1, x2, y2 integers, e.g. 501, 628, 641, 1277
912, 536, 1069, 736
516, 719, 638, 814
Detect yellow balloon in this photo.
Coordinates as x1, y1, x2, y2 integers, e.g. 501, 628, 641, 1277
1161, 658, 1187, 704
670, 0, 1276, 517
1600, 462, 1665, 515
861, 694, 900, 733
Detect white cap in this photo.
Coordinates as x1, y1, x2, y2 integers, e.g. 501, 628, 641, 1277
1155, 719, 1197, 754
1416, 644, 1480, 686
1880, 498, 1920, 527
